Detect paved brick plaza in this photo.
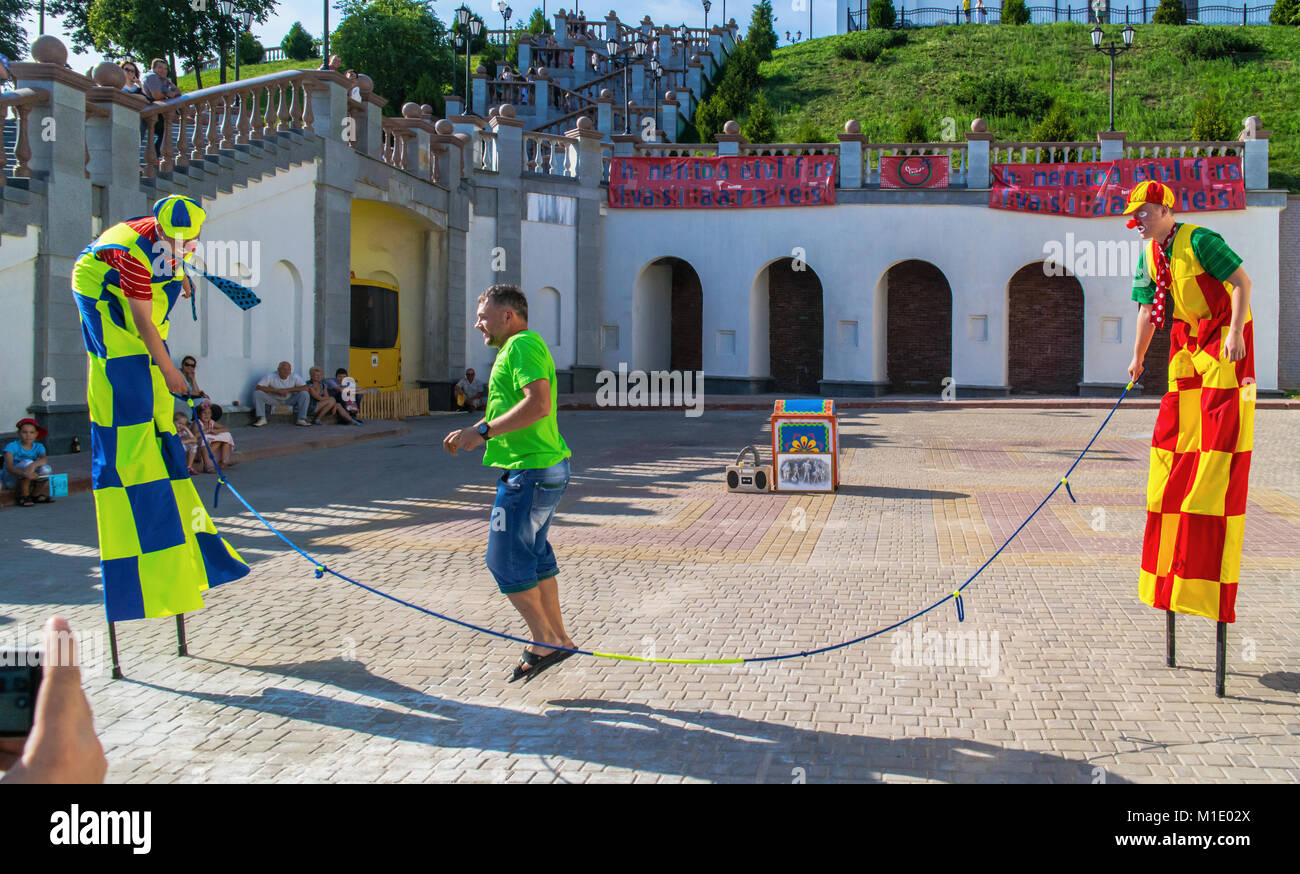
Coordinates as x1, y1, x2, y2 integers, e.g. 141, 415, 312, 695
2, 406, 1297, 783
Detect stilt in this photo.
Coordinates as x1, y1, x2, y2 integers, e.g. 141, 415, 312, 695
1215, 621, 1227, 698
107, 621, 122, 680
1165, 610, 1176, 667
176, 613, 188, 657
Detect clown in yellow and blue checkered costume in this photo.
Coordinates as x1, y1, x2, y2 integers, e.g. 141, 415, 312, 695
72, 195, 249, 621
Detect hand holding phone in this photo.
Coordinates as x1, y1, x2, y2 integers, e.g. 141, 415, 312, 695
0, 616, 107, 784
0, 647, 41, 737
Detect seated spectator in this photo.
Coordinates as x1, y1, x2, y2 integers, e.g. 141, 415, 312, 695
172, 411, 201, 475
455, 367, 486, 412
175, 354, 209, 415
345, 69, 362, 101
253, 361, 311, 426
0, 616, 108, 784
306, 366, 361, 426
325, 368, 363, 422
194, 402, 235, 470
3, 418, 53, 507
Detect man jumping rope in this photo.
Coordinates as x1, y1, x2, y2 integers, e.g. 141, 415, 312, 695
443, 284, 575, 683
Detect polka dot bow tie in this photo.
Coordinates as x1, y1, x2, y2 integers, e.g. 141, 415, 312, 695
1149, 225, 1178, 329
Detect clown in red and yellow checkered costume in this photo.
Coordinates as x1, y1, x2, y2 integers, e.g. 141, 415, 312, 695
1124, 181, 1255, 623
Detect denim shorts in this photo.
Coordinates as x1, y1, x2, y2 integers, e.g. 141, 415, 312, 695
485, 459, 570, 594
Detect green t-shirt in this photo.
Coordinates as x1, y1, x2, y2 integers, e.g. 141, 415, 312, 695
1131, 225, 1243, 304
482, 329, 571, 470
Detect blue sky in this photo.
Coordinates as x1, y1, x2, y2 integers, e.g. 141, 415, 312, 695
17, 0, 824, 70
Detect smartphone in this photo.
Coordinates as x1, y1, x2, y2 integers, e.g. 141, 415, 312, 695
0, 648, 43, 737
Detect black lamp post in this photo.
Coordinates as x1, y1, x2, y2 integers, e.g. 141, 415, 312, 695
499, 1, 513, 41
606, 37, 644, 135
456, 5, 483, 114
649, 56, 662, 140
702, 0, 712, 30
1091, 23, 1134, 133
217, 0, 249, 82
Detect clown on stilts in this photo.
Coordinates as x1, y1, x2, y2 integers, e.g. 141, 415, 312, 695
72, 195, 250, 674
1124, 181, 1255, 694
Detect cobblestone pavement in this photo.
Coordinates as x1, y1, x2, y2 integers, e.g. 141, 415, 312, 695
2, 407, 1297, 783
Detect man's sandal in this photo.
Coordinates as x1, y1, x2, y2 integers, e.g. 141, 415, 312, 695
17, 496, 35, 507
508, 647, 575, 683
34, 495, 54, 503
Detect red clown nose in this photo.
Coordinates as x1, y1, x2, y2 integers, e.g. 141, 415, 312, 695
1126, 217, 1139, 229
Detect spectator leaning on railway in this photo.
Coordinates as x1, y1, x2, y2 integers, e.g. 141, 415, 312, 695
141, 59, 182, 155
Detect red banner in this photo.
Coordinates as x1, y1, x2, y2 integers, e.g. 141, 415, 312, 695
880, 154, 950, 189
608, 155, 837, 208
990, 156, 1245, 217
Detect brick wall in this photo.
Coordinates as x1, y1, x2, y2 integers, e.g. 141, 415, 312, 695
670, 259, 703, 372
1280, 195, 1300, 391
886, 260, 952, 393
768, 259, 823, 393
1007, 264, 1084, 395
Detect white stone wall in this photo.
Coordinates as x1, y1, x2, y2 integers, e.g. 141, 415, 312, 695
164, 162, 319, 409
0, 230, 40, 424
600, 201, 1283, 391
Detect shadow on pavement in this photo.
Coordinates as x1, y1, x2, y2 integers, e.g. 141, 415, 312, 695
138, 656, 1128, 784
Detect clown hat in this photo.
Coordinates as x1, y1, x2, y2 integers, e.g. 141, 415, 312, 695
152, 195, 206, 240
1123, 180, 1176, 215
15, 417, 48, 441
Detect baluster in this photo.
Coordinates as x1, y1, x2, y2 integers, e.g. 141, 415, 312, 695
191, 100, 207, 160
289, 78, 304, 129
160, 111, 175, 173
174, 104, 191, 167
237, 87, 252, 144
220, 94, 236, 149
277, 82, 291, 132
206, 97, 222, 156
302, 82, 315, 134
142, 110, 158, 176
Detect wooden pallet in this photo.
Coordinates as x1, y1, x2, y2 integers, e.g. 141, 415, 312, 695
358, 388, 431, 420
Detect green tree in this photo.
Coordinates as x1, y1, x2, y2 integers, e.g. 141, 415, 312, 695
47, 0, 95, 53
1271, 0, 1300, 24
868, 0, 897, 29
333, 0, 454, 115
1152, 0, 1187, 24
85, 0, 276, 88
1002, 0, 1030, 25
1191, 95, 1235, 141
0, 0, 32, 59
525, 7, 552, 34
792, 119, 825, 143
747, 0, 778, 62
898, 107, 929, 142
742, 90, 776, 142
693, 92, 728, 142
281, 21, 316, 59
1031, 101, 1081, 161
239, 30, 264, 65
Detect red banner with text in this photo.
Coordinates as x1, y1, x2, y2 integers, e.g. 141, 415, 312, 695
990, 156, 1245, 217
608, 155, 838, 208
880, 154, 950, 189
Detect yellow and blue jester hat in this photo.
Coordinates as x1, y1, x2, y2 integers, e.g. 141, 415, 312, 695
152, 195, 206, 240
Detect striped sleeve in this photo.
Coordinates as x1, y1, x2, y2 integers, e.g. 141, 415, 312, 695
1190, 227, 1243, 282
100, 248, 154, 300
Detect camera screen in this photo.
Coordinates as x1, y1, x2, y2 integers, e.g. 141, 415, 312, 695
0, 665, 38, 735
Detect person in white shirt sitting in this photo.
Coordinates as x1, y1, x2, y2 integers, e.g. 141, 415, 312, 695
454, 367, 486, 411
252, 361, 311, 426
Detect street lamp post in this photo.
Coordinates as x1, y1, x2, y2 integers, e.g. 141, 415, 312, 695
217, 0, 248, 83
323, 0, 329, 62
1091, 23, 1134, 133
702, 0, 712, 30
649, 56, 662, 141
606, 37, 645, 135
498, 1, 513, 42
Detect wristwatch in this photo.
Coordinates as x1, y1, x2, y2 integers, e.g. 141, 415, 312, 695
476, 421, 491, 439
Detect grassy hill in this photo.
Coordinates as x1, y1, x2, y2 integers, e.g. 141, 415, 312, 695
755, 23, 1299, 191
175, 58, 318, 93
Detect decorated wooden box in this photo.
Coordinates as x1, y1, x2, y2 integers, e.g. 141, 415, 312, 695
770, 399, 839, 492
